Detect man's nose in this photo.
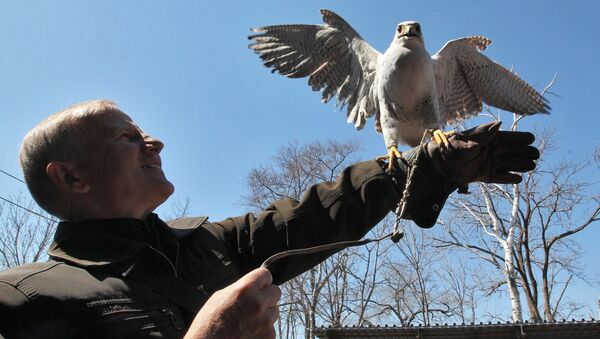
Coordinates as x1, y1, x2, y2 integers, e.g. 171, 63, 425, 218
143, 134, 164, 153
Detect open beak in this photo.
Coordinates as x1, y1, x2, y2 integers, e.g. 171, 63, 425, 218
398, 25, 418, 38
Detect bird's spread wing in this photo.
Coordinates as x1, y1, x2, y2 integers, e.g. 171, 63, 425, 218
431, 36, 550, 125
248, 9, 382, 130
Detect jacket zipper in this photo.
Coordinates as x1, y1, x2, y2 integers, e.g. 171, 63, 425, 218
148, 246, 178, 277
147, 215, 178, 277
162, 308, 183, 330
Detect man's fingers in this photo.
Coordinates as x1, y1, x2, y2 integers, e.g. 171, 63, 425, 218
496, 145, 540, 160
429, 121, 540, 186
261, 284, 282, 306
498, 160, 537, 173
267, 305, 280, 324
455, 121, 501, 144
495, 145, 539, 173
495, 130, 536, 145
459, 121, 500, 136
241, 267, 273, 290
243, 268, 281, 311
496, 146, 539, 173
488, 171, 523, 184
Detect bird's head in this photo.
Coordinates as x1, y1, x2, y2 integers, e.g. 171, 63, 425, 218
395, 21, 424, 44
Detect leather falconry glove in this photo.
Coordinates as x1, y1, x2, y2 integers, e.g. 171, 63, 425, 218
426, 122, 540, 186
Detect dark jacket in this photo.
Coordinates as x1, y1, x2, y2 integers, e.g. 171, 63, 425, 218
0, 157, 455, 338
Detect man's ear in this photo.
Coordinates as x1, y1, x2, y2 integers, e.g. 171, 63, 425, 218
46, 162, 90, 193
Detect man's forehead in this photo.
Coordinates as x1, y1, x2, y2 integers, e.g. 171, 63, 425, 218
89, 110, 140, 131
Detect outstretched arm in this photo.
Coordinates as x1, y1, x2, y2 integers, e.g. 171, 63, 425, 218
181, 121, 538, 337
203, 122, 538, 284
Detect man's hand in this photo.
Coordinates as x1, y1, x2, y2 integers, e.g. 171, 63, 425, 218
184, 268, 281, 339
427, 122, 540, 185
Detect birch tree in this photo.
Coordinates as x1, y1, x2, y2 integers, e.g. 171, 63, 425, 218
437, 117, 600, 322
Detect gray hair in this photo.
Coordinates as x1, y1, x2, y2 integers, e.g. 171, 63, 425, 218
19, 99, 120, 218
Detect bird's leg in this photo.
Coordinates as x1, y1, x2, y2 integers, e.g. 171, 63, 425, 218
387, 146, 403, 171
376, 146, 403, 171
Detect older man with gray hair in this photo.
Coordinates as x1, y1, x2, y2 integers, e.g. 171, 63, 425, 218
0, 99, 539, 338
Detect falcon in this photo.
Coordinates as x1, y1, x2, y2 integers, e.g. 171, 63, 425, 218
248, 9, 549, 168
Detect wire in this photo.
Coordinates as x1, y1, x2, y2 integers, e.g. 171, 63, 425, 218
0, 195, 56, 222
0, 169, 54, 221
0, 168, 25, 184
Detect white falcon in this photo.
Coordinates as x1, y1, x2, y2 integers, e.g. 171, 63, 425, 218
249, 9, 549, 167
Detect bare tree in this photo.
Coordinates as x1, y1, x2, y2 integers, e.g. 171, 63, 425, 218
436, 118, 600, 322
438, 258, 480, 324
277, 283, 302, 339
242, 139, 361, 339
296, 256, 343, 339
163, 195, 193, 221
343, 222, 392, 326
316, 249, 352, 327
0, 193, 57, 270
377, 222, 453, 325
440, 182, 525, 322
244, 140, 361, 211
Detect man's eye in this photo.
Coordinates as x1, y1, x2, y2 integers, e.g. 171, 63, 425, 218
120, 132, 140, 141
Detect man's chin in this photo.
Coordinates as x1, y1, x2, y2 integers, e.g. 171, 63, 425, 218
145, 182, 175, 217
159, 181, 175, 200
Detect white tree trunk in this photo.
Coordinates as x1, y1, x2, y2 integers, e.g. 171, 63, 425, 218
502, 236, 523, 322
481, 183, 523, 322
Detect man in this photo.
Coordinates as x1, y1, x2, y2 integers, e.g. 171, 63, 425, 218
0, 100, 538, 338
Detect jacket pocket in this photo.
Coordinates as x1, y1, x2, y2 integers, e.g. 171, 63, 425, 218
80, 299, 185, 338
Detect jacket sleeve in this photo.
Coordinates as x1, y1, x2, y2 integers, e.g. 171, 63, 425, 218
204, 148, 456, 285
0, 282, 29, 337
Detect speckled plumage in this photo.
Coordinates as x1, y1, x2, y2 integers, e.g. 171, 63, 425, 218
249, 9, 549, 148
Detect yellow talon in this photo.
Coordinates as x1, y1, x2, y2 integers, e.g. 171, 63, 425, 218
376, 146, 403, 171
432, 129, 455, 149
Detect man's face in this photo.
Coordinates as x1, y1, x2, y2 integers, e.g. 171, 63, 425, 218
77, 109, 174, 219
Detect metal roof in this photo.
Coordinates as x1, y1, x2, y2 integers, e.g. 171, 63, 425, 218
315, 319, 600, 338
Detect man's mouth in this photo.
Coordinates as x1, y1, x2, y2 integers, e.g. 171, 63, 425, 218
142, 163, 161, 169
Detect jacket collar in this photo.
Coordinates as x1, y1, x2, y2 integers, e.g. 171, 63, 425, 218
48, 213, 171, 268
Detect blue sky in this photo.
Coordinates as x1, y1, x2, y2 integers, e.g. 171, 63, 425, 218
1, 0, 599, 316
